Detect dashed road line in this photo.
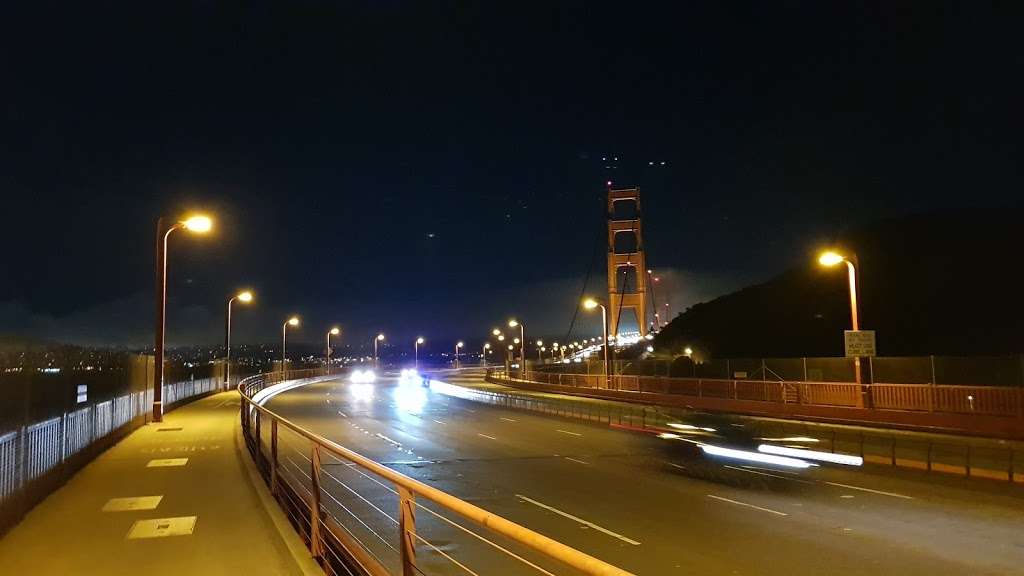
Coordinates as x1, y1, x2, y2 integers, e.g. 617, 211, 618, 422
477, 433, 497, 440
564, 457, 590, 465
724, 465, 813, 483
824, 481, 914, 500
516, 494, 641, 545
707, 494, 788, 517
556, 429, 582, 437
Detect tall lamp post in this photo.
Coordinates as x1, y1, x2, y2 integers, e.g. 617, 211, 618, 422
583, 298, 611, 387
282, 316, 300, 372
536, 340, 544, 362
818, 250, 865, 403
508, 319, 525, 376
224, 290, 253, 389
482, 342, 491, 366
153, 213, 212, 423
326, 327, 340, 367
455, 341, 464, 368
373, 333, 385, 368
414, 337, 425, 369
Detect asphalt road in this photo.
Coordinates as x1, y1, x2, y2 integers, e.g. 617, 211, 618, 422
266, 370, 1024, 575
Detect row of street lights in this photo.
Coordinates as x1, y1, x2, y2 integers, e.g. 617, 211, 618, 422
153, 212, 367, 422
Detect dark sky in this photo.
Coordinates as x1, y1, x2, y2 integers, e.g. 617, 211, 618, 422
2, 2, 1020, 349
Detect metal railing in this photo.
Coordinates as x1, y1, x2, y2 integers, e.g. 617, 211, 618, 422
0, 375, 223, 532
239, 369, 633, 576
519, 370, 1024, 418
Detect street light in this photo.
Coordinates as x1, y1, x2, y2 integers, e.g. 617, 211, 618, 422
455, 341, 464, 367
224, 290, 254, 389
536, 340, 544, 361
326, 327, 340, 366
482, 342, 491, 366
415, 337, 425, 369
583, 298, 611, 384
492, 328, 501, 337
282, 316, 300, 372
508, 319, 525, 375
818, 250, 864, 391
152, 212, 213, 422
374, 333, 385, 367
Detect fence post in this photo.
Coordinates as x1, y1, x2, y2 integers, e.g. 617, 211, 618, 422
61, 413, 67, 462
398, 485, 418, 576
310, 445, 324, 560
254, 411, 262, 465
270, 419, 279, 496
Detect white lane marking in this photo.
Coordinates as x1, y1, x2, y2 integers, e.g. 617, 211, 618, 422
724, 465, 813, 483
500, 417, 518, 422
477, 433, 497, 440
564, 457, 590, 465
556, 429, 582, 437
824, 481, 914, 500
375, 433, 405, 449
337, 410, 348, 418
707, 494, 789, 517
515, 494, 641, 545
665, 461, 687, 470
741, 465, 801, 477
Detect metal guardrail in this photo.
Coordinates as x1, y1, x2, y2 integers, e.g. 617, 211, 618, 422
0, 376, 223, 533
523, 370, 1024, 418
239, 368, 634, 576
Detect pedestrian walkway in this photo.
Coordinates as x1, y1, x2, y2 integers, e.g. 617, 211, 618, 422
0, 391, 320, 576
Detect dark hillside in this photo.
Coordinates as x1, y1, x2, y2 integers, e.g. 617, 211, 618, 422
655, 209, 1023, 357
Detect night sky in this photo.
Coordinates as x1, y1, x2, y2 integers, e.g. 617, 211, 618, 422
2, 2, 1019, 349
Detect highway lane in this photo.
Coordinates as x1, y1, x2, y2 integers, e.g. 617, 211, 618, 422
265, 371, 1024, 575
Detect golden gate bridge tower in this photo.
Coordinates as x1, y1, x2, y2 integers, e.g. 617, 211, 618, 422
606, 186, 649, 337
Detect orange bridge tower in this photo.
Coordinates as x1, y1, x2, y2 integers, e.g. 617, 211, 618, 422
606, 187, 649, 337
